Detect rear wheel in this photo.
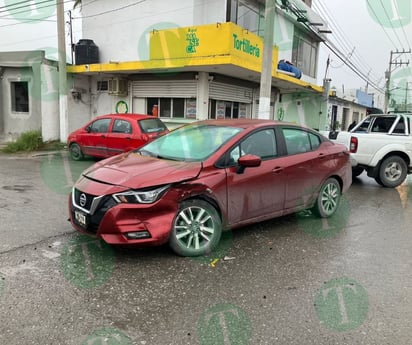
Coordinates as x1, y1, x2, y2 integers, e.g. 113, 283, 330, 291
169, 199, 222, 257
69, 143, 84, 161
378, 156, 407, 188
312, 178, 341, 218
374, 175, 384, 186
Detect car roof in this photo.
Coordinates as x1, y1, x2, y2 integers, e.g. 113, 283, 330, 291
369, 113, 412, 117
97, 113, 157, 120
194, 118, 303, 129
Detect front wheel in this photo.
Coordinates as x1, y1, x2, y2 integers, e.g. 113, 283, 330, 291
312, 178, 341, 218
378, 156, 407, 188
169, 199, 222, 257
69, 143, 84, 161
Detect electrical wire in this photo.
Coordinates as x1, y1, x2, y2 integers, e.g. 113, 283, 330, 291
314, 0, 384, 89
74, 0, 146, 19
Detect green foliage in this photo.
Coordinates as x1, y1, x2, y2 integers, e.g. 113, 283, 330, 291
1, 130, 43, 153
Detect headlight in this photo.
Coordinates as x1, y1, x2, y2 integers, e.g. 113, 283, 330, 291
113, 185, 170, 204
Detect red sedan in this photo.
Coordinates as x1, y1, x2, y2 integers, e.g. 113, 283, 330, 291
69, 119, 352, 256
67, 113, 169, 160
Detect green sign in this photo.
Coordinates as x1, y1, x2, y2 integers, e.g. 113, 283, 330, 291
5, 0, 56, 23
191, 231, 233, 265
297, 196, 350, 238
198, 303, 252, 345
81, 328, 132, 345
40, 152, 93, 195
60, 235, 115, 289
232, 34, 260, 57
367, 0, 411, 28
315, 277, 369, 332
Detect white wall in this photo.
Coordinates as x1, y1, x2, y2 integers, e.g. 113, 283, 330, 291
79, 0, 227, 63
1, 67, 41, 139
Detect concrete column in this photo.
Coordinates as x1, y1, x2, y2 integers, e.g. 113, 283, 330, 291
41, 64, 60, 141
196, 71, 210, 120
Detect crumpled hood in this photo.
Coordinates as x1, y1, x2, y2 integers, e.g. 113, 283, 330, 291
81, 152, 202, 189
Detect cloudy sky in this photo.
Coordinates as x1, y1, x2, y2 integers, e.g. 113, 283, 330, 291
315, 0, 412, 103
0, 0, 411, 103
0, 0, 81, 63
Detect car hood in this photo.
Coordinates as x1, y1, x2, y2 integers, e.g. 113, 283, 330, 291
82, 152, 202, 189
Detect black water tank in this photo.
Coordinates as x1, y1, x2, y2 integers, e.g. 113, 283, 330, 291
75, 39, 99, 65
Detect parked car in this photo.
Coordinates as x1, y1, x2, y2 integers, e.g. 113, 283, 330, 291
332, 113, 412, 187
68, 119, 352, 256
67, 113, 169, 160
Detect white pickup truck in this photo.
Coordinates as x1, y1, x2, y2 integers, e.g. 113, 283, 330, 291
331, 113, 412, 187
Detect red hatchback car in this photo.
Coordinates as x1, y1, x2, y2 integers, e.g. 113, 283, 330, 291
67, 113, 169, 160
69, 119, 352, 256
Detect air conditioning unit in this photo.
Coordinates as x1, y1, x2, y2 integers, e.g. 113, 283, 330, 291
108, 78, 128, 96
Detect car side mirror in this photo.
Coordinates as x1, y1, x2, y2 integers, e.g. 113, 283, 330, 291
236, 154, 261, 174
86, 126, 91, 133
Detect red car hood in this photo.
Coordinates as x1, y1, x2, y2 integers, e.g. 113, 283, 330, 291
82, 152, 202, 189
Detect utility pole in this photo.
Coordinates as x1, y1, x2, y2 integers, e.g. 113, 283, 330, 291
405, 82, 410, 112
257, 0, 276, 119
384, 49, 410, 113
57, 0, 68, 142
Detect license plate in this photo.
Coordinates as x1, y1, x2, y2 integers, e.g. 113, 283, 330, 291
74, 210, 87, 227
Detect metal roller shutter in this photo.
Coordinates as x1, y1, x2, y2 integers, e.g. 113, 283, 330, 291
209, 81, 253, 103
132, 80, 197, 98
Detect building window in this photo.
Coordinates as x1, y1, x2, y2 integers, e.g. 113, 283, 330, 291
292, 30, 318, 78
210, 100, 244, 119
11, 81, 29, 113
147, 98, 186, 118
229, 0, 265, 36
97, 80, 108, 91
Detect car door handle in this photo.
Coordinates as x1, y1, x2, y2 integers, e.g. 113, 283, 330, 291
272, 166, 283, 174
100, 134, 106, 138
318, 153, 326, 159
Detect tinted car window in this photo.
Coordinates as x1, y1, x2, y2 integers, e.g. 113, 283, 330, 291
112, 119, 132, 133
240, 129, 277, 159
355, 118, 371, 132
309, 132, 321, 150
392, 117, 406, 134
139, 118, 168, 133
90, 118, 111, 133
282, 128, 311, 155
371, 116, 396, 133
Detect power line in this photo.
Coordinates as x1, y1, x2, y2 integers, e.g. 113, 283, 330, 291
314, 0, 385, 88
73, 0, 146, 19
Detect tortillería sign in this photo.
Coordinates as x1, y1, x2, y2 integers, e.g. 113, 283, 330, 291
232, 34, 260, 57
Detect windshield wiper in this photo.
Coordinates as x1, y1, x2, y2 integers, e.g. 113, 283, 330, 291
137, 149, 155, 157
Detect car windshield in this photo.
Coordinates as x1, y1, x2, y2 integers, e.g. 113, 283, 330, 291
136, 123, 243, 161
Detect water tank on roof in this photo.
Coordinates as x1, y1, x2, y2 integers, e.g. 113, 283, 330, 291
75, 39, 99, 65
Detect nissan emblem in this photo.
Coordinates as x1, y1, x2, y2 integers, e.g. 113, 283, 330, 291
79, 193, 87, 207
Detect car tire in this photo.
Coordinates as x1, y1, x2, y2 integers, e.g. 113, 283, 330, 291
374, 175, 384, 186
312, 178, 341, 218
378, 156, 407, 188
169, 199, 222, 257
352, 166, 364, 177
69, 143, 84, 161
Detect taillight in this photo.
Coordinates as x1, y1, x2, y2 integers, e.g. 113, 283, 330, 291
349, 136, 358, 153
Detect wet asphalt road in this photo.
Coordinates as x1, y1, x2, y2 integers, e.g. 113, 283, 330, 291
0, 151, 411, 345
